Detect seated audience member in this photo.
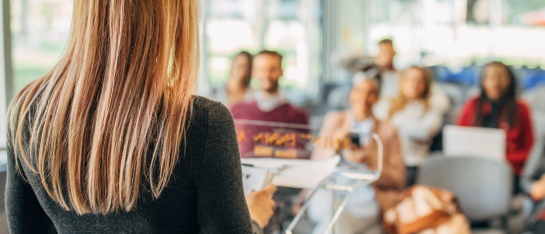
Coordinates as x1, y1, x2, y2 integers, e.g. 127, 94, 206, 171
457, 62, 534, 182
375, 39, 450, 114
307, 65, 405, 234
375, 66, 442, 186
231, 50, 309, 158
210, 51, 255, 107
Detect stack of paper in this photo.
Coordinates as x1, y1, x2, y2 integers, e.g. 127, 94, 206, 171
241, 156, 340, 189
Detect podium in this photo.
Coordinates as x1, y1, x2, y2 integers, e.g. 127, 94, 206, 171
233, 119, 383, 234
285, 133, 383, 234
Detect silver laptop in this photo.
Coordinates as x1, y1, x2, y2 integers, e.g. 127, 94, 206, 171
443, 125, 506, 162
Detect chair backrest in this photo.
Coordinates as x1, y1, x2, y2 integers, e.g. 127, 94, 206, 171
522, 86, 545, 112
436, 82, 465, 107
417, 156, 513, 221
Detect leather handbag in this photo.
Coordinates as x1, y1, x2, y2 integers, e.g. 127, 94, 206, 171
383, 186, 471, 234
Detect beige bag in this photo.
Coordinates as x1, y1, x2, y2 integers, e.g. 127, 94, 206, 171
383, 186, 471, 234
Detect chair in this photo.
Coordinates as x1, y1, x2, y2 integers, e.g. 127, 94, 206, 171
522, 86, 545, 113
442, 67, 479, 86
417, 156, 513, 232
521, 69, 545, 90
436, 82, 465, 107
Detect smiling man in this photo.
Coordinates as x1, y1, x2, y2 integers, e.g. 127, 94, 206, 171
230, 50, 309, 158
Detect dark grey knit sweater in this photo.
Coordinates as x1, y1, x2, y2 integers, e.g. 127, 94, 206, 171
5, 96, 263, 234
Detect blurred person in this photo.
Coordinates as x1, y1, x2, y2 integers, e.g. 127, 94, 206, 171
5, 1, 274, 233
375, 39, 399, 99
210, 51, 255, 107
457, 62, 534, 185
375, 66, 442, 187
231, 50, 309, 158
337, 39, 396, 74
306, 65, 405, 234
373, 39, 450, 114
376, 39, 396, 71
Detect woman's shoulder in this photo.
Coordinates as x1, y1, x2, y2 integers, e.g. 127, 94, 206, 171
458, 96, 481, 118
6, 81, 44, 134
516, 99, 532, 117
190, 96, 233, 126
193, 95, 223, 109
462, 96, 480, 107
516, 99, 531, 111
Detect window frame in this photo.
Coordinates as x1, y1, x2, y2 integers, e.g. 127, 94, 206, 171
0, 0, 13, 171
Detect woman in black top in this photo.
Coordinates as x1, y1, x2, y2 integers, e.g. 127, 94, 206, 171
5, 1, 273, 233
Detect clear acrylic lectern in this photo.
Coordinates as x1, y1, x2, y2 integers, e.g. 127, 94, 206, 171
233, 119, 383, 234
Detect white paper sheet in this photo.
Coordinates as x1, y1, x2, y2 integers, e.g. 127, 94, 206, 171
241, 166, 274, 195
241, 156, 340, 189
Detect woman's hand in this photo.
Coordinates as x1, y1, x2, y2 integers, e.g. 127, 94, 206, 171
332, 129, 350, 141
246, 184, 277, 228
343, 147, 372, 163
333, 130, 371, 163
531, 175, 545, 201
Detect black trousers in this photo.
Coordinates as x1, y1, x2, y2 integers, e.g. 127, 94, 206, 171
406, 166, 419, 188
532, 221, 545, 233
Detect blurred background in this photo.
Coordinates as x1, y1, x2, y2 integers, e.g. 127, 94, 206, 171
0, 0, 544, 233
5, 0, 545, 106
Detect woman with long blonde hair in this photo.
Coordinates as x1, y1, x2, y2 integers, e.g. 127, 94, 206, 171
379, 66, 442, 186
6, 1, 274, 233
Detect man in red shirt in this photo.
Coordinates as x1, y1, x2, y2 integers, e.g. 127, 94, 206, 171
230, 50, 309, 158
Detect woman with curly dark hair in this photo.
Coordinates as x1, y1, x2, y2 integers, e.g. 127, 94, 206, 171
458, 61, 534, 182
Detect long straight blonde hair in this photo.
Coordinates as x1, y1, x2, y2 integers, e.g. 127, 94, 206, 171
8, 0, 199, 215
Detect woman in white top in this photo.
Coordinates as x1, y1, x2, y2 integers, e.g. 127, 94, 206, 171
380, 66, 443, 186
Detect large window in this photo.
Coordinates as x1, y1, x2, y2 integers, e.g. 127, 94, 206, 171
361, 0, 545, 69
467, 0, 545, 26
203, 0, 322, 101
0, 0, 9, 171
263, 0, 321, 95
10, 0, 72, 93
8, 0, 324, 103
204, 0, 261, 88
0, 0, 71, 171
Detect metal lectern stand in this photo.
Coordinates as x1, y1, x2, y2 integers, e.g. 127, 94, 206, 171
285, 133, 384, 234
